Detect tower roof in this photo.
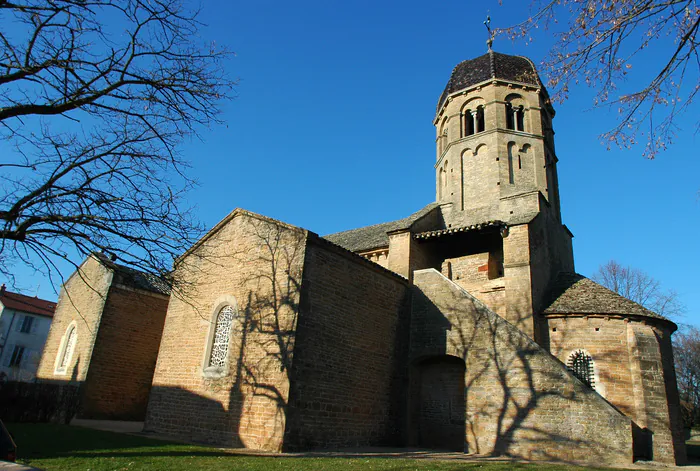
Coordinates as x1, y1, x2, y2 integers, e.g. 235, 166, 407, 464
436, 51, 542, 113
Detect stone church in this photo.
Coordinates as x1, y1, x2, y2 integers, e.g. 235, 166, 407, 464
36, 50, 685, 466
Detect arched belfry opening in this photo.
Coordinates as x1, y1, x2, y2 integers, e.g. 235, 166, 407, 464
461, 98, 486, 137
504, 94, 526, 132
408, 355, 466, 451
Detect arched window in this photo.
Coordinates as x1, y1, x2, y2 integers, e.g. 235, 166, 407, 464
464, 107, 485, 136
505, 95, 526, 132
208, 305, 236, 370
567, 350, 595, 389
476, 106, 485, 133
438, 119, 448, 155
55, 323, 77, 375
464, 111, 475, 136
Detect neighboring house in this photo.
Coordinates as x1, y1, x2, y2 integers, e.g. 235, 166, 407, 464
0, 284, 56, 382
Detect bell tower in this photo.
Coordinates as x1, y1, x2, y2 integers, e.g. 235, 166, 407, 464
431, 48, 574, 340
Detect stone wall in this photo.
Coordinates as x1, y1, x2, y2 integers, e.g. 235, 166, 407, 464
502, 224, 536, 337
145, 210, 308, 451
284, 235, 410, 450
628, 323, 686, 464
546, 315, 686, 464
410, 269, 633, 466
441, 252, 493, 284
441, 252, 506, 317
79, 285, 168, 420
657, 327, 687, 464
548, 316, 634, 415
36, 255, 114, 383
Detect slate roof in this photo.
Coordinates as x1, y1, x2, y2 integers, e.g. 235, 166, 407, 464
0, 288, 56, 317
437, 51, 542, 113
324, 203, 439, 253
543, 272, 670, 323
93, 253, 171, 296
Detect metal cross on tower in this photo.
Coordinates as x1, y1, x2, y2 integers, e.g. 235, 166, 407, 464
484, 16, 494, 51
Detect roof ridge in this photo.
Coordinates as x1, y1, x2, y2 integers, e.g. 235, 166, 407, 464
325, 203, 438, 238
92, 252, 171, 296
518, 54, 543, 87
0, 289, 55, 304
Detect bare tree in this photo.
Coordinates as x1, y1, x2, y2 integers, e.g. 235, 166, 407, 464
674, 325, 700, 428
0, 0, 235, 285
497, 0, 699, 158
592, 260, 684, 318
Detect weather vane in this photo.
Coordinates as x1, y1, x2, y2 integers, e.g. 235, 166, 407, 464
484, 15, 494, 51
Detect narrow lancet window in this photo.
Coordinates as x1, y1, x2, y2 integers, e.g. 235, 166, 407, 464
208, 305, 236, 369
464, 111, 475, 136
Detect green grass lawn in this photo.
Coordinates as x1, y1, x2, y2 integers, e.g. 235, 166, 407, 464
6, 423, 624, 471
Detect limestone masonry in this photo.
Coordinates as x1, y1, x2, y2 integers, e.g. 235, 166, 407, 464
38, 50, 685, 466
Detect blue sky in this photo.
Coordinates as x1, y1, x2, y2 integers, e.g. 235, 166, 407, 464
8, 0, 700, 327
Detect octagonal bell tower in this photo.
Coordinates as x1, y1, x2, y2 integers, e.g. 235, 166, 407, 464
431, 49, 574, 339
434, 50, 561, 229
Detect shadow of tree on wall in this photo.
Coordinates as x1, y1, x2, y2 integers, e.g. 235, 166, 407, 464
409, 272, 634, 466
229, 219, 305, 451
147, 213, 306, 451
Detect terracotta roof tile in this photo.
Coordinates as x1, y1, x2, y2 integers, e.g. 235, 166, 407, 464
0, 289, 56, 317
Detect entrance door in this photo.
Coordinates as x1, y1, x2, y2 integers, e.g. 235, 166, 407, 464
411, 356, 466, 451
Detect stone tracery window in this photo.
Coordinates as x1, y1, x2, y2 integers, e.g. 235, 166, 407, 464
567, 349, 595, 389
208, 305, 236, 369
